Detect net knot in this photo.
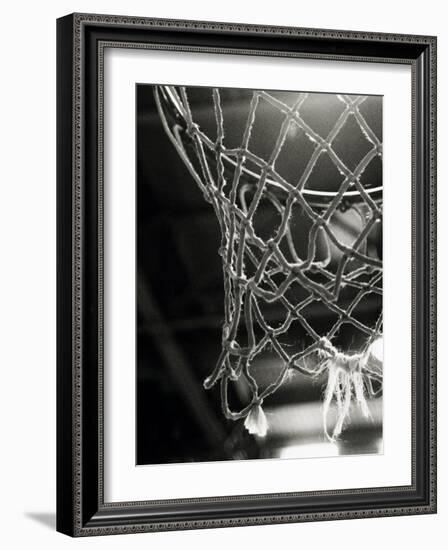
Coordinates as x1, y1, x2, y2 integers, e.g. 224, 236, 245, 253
318, 337, 337, 357
185, 120, 200, 136
266, 238, 277, 252
223, 339, 240, 353
243, 403, 268, 438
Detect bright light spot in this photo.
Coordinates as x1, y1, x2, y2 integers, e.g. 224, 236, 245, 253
369, 337, 383, 362
278, 442, 338, 459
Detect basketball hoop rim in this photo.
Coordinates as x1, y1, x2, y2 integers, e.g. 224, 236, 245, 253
156, 85, 383, 208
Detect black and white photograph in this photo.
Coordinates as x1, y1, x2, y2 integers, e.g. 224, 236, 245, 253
136, 84, 384, 465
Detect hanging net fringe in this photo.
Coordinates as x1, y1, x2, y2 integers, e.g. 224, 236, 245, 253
155, 86, 383, 441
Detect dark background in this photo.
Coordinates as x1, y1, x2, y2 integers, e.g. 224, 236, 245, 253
136, 84, 383, 465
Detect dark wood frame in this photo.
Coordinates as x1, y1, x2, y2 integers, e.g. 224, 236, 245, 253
57, 13, 437, 537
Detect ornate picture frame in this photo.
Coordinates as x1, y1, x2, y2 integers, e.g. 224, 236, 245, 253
57, 13, 436, 536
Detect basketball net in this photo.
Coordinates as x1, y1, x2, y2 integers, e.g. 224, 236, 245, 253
155, 86, 383, 441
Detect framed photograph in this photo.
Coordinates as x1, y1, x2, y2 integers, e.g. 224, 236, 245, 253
57, 13, 437, 536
